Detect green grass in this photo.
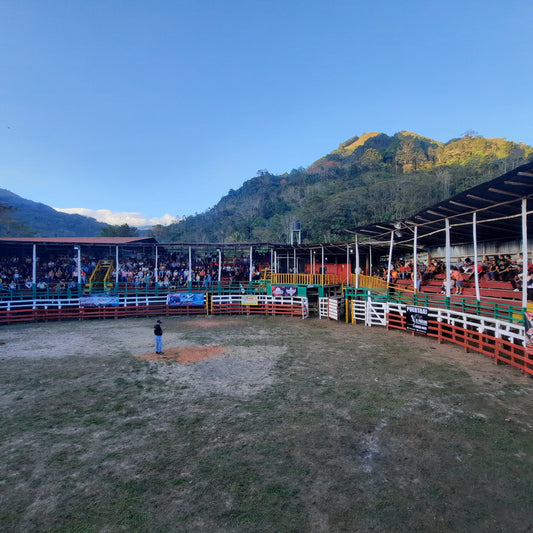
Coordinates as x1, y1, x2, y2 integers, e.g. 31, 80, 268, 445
0, 316, 532, 531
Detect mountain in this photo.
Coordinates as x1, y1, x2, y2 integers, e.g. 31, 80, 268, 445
0, 189, 105, 237
3, 131, 532, 242
155, 131, 533, 244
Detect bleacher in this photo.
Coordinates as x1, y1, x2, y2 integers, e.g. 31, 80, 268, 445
395, 273, 521, 302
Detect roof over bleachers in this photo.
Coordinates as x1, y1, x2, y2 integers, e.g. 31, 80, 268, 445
0, 237, 157, 246
350, 161, 533, 248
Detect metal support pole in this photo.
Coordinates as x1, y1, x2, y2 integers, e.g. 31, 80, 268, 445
249, 245, 253, 283
154, 245, 158, 283
413, 226, 418, 292
346, 245, 350, 285
355, 234, 360, 289
188, 246, 192, 289
473, 213, 481, 301
387, 232, 394, 285
445, 218, 451, 298
522, 198, 528, 309
217, 249, 222, 283
76, 246, 81, 285
116, 245, 119, 285
32, 244, 37, 285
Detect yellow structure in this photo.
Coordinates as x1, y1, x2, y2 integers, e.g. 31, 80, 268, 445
88, 260, 114, 289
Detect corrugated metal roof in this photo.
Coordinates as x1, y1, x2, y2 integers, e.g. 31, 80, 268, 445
350, 161, 533, 248
0, 237, 157, 245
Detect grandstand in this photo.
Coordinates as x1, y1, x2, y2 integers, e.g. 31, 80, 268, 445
0, 162, 533, 376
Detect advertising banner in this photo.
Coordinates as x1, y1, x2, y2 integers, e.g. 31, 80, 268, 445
272, 286, 298, 297
167, 293, 205, 306
406, 305, 429, 334
241, 295, 259, 306
80, 295, 119, 307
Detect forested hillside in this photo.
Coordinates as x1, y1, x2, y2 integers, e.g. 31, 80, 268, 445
0, 189, 105, 237
155, 131, 533, 244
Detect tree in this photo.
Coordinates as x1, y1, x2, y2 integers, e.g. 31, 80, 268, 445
359, 148, 383, 170
0, 202, 36, 237
101, 224, 139, 237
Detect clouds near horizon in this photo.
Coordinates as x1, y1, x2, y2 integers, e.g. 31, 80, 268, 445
54, 207, 177, 227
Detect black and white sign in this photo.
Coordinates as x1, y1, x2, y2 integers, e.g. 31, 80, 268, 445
406, 305, 428, 334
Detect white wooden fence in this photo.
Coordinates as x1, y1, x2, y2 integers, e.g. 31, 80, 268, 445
352, 298, 525, 345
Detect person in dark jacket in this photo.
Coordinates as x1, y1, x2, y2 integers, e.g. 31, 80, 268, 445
154, 319, 164, 354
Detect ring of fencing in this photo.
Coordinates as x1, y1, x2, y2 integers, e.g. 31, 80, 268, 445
1, 284, 532, 377
0, 292, 309, 324
350, 298, 532, 377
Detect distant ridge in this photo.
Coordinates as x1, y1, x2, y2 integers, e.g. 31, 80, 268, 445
0, 188, 105, 237
2, 131, 532, 242
156, 131, 533, 244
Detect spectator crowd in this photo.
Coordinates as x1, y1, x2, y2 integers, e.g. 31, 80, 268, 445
1, 247, 532, 298
0, 250, 266, 293
376, 254, 533, 297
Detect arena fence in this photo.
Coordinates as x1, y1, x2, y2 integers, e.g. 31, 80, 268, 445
350, 297, 532, 376
0, 292, 309, 324
0, 280, 268, 302
211, 294, 309, 318
318, 296, 344, 320
344, 287, 524, 325
2, 280, 531, 376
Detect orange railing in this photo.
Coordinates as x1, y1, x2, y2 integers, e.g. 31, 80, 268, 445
387, 312, 532, 376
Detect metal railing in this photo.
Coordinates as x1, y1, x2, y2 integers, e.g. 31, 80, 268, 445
349, 274, 390, 290
0, 280, 270, 302
345, 287, 524, 325
351, 298, 531, 376
270, 273, 343, 285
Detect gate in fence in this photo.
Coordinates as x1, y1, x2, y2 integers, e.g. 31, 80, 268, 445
352, 298, 388, 326
319, 296, 345, 320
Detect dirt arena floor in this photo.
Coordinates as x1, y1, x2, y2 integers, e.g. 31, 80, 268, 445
0, 315, 532, 531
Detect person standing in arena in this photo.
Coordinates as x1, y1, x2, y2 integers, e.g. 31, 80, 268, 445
154, 319, 165, 354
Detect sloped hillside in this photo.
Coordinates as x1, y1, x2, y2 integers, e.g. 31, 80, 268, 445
0, 189, 105, 237
156, 132, 533, 244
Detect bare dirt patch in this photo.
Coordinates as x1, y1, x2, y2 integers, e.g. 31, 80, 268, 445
179, 318, 248, 328
136, 345, 226, 364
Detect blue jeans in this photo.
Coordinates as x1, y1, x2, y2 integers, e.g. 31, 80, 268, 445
155, 335, 163, 353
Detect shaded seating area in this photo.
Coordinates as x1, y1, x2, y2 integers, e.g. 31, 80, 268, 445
395, 273, 522, 302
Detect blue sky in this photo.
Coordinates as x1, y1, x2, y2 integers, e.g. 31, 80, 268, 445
1, 0, 532, 226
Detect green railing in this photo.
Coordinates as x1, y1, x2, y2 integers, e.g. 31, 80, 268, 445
344, 287, 524, 325
0, 280, 268, 302
1, 281, 525, 325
